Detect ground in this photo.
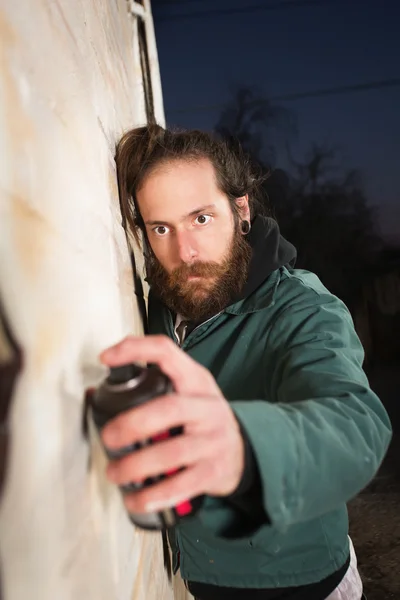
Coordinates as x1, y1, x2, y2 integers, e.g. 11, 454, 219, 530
348, 363, 400, 599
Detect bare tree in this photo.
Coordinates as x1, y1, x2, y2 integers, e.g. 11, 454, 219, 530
214, 88, 382, 308
276, 144, 382, 306
215, 85, 295, 165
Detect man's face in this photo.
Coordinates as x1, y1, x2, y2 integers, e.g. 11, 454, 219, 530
136, 159, 252, 321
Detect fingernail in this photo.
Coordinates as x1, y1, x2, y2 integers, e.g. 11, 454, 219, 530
145, 496, 185, 514
145, 500, 167, 513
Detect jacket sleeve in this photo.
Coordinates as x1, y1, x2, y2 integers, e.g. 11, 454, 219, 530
229, 286, 392, 531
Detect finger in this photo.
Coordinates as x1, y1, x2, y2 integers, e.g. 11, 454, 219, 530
107, 432, 211, 485
101, 393, 210, 450
122, 463, 209, 515
100, 335, 217, 396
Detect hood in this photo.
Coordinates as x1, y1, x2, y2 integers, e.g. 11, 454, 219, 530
233, 215, 297, 304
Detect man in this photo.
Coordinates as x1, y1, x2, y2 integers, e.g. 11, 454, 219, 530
100, 124, 391, 600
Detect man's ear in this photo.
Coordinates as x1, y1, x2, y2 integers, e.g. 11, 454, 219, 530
235, 195, 251, 221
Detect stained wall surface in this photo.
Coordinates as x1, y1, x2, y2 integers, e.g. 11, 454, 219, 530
0, 1, 190, 598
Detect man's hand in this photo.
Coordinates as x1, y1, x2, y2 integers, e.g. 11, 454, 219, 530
99, 335, 245, 515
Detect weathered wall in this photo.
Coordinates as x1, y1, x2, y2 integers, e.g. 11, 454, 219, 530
0, 1, 190, 599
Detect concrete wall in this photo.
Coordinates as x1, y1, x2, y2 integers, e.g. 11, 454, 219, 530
0, 1, 190, 599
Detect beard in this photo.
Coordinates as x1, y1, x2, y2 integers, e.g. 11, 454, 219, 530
145, 225, 252, 323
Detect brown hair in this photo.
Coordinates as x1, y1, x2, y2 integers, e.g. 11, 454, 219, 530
115, 123, 267, 245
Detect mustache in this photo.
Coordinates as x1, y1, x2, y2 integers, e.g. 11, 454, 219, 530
170, 261, 223, 280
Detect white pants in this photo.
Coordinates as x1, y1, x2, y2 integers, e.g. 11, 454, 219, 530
326, 537, 363, 600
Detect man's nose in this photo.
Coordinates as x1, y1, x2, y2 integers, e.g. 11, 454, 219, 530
175, 231, 198, 263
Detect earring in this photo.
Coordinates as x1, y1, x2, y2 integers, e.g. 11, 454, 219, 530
241, 219, 251, 235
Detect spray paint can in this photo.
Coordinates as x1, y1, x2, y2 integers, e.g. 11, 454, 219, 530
90, 363, 203, 530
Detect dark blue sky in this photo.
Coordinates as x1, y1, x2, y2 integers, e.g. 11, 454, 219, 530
152, 0, 400, 241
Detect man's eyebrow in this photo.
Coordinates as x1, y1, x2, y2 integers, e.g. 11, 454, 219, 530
145, 204, 216, 226
187, 203, 216, 217
145, 219, 169, 226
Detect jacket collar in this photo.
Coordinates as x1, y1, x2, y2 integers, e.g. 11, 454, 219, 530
224, 268, 281, 315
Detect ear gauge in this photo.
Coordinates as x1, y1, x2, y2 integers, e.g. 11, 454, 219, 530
241, 220, 251, 235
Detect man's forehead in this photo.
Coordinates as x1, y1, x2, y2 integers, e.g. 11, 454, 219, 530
142, 159, 216, 193
137, 159, 228, 223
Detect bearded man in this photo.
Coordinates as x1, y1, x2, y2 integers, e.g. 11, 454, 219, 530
99, 125, 391, 600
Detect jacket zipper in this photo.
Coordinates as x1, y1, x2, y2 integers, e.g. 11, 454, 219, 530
168, 312, 222, 572
181, 312, 222, 348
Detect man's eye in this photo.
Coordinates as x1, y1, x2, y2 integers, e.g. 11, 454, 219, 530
153, 225, 169, 236
195, 214, 212, 226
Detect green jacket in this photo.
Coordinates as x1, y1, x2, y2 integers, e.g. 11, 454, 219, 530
148, 266, 392, 589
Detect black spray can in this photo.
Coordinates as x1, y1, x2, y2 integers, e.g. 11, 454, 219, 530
90, 363, 203, 531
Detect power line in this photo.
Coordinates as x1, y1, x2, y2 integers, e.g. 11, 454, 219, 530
168, 78, 400, 114
153, 0, 218, 6
155, 0, 337, 23
154, 0, 302, 6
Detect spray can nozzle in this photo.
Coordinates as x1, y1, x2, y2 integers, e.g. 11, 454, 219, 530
107, 364, 143, 384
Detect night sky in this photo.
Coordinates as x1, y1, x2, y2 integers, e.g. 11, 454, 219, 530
151, 0, 400, 242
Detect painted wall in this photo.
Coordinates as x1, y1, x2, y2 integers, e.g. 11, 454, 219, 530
0, 1, 191, 598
